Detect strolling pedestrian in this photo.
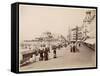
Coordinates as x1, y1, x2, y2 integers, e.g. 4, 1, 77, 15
79, 43, 81, 47
73, 42, 79, 53
39, 46, 44, 61
73, 43, 76, 53
70, 43, 73, 52
29, 56, 33, 63
32, 49, 38, 62
53, 45, 57, 58
44, 47, 48, 61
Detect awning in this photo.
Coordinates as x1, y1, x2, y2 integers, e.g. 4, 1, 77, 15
84, 38, 96, 44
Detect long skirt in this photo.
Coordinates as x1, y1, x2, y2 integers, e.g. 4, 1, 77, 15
32, 54, 36, 62
44, 53, 48, 61
53, 54, 56, 58
39, 54, 43, 61
73, 46, 76, 52
70, 47, 73, 52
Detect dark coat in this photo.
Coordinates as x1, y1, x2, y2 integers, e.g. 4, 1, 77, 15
39, 49, 44, 60
44, 47, 49, 60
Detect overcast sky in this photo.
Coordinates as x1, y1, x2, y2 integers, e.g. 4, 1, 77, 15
19, 4, 95, 41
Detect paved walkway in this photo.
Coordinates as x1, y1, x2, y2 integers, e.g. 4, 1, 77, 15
20, 44, 96, 71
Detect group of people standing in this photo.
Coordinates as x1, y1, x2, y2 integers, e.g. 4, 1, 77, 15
29, 45, 57, 64
39, 45, 50, 61
70, 42, 80, 53
21, 43, 68, 67
38, 43, 67, 61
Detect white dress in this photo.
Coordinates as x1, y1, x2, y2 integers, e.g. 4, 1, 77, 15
32, 54, 36, 62
29, 57, 33, 63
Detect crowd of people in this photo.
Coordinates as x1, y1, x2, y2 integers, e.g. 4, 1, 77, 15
30, 44, 66, 62
30, 43, 68, 62
20, 44, 66, 67
20, 42, 81, 67
70, 42, 81, 53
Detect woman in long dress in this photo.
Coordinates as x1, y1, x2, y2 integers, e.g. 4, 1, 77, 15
70, 43, 73, 52
44, 46, 50, 61
39, 46, 44, 61
52, 45, 57, 58
32, 51, 36, 62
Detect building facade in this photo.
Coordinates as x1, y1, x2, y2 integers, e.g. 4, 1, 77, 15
82, 10, 96, 40
70, 26, 82, 42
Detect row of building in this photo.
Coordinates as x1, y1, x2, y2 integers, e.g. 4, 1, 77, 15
20, 32, 67, 51
67, 10, 96, 50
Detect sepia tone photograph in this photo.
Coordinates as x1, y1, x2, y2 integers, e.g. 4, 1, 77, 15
18, 4, 97, 72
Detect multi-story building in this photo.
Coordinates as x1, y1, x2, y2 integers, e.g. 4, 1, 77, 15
70, 26, 82, 42
81, 10, 96, 50
82, 10, 96, 40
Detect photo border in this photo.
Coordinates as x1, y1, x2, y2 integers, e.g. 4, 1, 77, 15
11, 2, 98, 73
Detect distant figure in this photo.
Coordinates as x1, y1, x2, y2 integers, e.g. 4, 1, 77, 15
32, 49, 37, 62
44, 47, 48, 61
73, 43, 76, 53
47, 47, 50, 53
29, 56, 33, 63
70, 43, 73, 52
79, 43, 81, 47
39, 46, 44, 61
32, 54, 36, 62
44, 46, 50, 61
52, 45, 57, 58
53, 49, 56, 58
73, 42, 79, 53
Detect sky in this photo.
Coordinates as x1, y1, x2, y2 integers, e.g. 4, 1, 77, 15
19, 4, 95, 41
